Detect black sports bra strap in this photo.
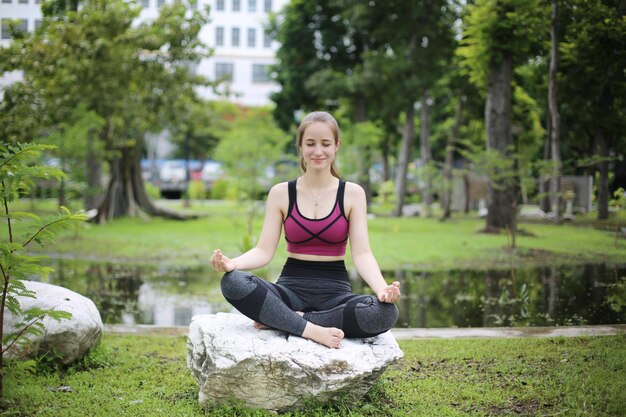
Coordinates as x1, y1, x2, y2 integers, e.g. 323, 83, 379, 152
287, 180, 297, 217
337, 180, 346, 217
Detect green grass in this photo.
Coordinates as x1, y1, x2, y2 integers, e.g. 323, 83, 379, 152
7, 198, 625, 271
4, 334, 625, 416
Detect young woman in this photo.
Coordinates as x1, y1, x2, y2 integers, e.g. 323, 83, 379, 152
210, 111, 400, 348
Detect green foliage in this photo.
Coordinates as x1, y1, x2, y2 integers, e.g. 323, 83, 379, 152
143, 181, 161, 200
210, 178, 231, 200
187, 180, 206, 200
214, 106, 291, 201
0, 142, 86, 396
458, 0, 546, 88
0, 0, 213, 220
339, 120, 384, 182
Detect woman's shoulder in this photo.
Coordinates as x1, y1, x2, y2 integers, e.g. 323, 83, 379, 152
268, 181, 289, 198
343, 180, 366, 197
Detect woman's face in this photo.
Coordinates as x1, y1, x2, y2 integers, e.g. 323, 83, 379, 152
300, 122, 339, 172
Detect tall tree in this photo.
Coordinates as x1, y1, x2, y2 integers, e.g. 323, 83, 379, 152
548, 0, 562, 223
0, 0, 212, 222
458, 0, 543, 232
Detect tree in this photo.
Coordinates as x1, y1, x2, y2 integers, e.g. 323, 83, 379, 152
0, 143, 86, 397
214, 105, 293, 202
559, 0, 625, 220
458, 0, 544, 232
354, 0, 456, 217
548, 0, 562, 223
0, 0, 212, 222
270, 0, 385, 200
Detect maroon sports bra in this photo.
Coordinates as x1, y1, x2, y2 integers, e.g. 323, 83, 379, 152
283, 179, 349, 256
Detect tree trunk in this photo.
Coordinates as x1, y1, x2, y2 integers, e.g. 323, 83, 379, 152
95, 140, 196, 223
596, 127, 610, 220
84, 134, 102, 210
420, 89, 433, 217
441, 93, 463, 220
539, 115, 551, 213
484, 55, 515, 233
549, 0, 562, 224
353, 94, 372, 203
393, 103, 416, 217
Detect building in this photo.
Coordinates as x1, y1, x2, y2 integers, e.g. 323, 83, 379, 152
0, 0, 288, 106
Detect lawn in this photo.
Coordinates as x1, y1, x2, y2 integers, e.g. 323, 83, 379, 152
3, 334, 625, 416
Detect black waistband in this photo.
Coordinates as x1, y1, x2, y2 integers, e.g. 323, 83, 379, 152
280, 257, 348, 281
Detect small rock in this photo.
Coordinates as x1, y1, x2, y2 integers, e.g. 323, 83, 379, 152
3, 281, 103, 365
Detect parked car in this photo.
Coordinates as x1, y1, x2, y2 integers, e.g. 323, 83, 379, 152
200, 160, 223, 192
158, 160, 186, 198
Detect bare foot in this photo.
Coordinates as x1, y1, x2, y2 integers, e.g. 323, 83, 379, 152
253, 321, 272, 330
302, 323, 344, 349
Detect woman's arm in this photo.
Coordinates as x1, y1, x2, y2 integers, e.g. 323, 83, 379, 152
210, 183, 287, 272
346, 183, 401, 303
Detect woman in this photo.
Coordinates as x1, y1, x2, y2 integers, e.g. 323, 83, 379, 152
210, 111, 400, 349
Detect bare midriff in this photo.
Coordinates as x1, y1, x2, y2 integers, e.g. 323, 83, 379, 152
287, 252, 345, 262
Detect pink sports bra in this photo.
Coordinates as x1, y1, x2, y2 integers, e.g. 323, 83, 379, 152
283, 179, 349, 256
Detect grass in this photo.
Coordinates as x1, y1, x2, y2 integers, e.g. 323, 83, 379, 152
8, 198, 626, 272
3, 334, 625, 416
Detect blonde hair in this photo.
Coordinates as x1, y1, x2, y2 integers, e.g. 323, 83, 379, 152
295, 111, 341, 179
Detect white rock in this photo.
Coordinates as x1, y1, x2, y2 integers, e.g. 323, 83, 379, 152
519, 205, 546, 220
187, 313, 403, 413
3, 280, 103, 365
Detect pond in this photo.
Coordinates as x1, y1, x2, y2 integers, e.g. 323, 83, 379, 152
38, 260, 625, 329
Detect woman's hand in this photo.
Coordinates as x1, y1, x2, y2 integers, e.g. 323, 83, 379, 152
210, 249, 237, 272
377, 281, 401, 303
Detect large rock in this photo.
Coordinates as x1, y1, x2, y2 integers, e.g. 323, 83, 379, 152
187, 313, 403, 413
3, 280, 103, 365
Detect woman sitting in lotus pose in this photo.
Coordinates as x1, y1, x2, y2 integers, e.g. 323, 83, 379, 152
210, 111, 400, 349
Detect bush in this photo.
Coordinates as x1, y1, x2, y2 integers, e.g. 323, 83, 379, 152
187, 180, 206, 200
211, 178, 230, 200
144, 182, 161, 200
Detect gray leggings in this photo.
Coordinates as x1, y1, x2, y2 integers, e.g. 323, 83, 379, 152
221, 258, 398, 338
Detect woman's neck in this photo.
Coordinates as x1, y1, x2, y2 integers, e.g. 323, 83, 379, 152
301, 171, 336, 189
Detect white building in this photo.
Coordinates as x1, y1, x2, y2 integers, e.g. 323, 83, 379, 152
0, 0, 288, 106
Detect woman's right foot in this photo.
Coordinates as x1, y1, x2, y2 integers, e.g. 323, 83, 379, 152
302, 323, 344, 349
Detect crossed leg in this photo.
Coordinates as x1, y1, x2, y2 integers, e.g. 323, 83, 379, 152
221, 270, 344, 348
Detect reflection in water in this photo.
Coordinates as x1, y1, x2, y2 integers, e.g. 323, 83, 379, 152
42, 260, 625, 328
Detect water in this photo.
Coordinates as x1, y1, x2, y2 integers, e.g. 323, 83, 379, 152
40, 260, 625, 328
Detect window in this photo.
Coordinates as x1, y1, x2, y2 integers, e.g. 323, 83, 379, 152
19, 0, 28, 4
215, 62, 234, 82
232, 0, 240, 12
2, 0, 12, 4
264, 0, 271, 12
263, 29, 272, 48
247, 28, 256, 48
157, 0, 165, 7
215, 26, 224, 47
1, 19, 27, 40
231, 27, 239, 47
247, 0, 256, 12
141, 0, 149, 7
252, 64, 271, 83
34, 19, 43, 30
216, 0, 224, 11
